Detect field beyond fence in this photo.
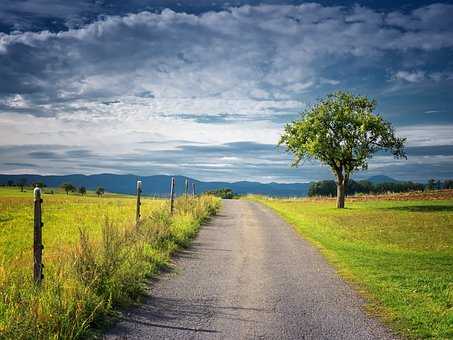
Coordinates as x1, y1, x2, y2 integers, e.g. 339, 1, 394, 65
0, 187, 220, 338
253, 191, 453, 339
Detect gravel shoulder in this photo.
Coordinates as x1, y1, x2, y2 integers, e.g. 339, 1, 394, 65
105, 200, 395, 339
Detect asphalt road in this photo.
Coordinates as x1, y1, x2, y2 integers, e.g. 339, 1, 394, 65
105, 200, 395, 339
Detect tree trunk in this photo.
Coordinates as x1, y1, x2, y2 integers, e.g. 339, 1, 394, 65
336, 181, 345, 208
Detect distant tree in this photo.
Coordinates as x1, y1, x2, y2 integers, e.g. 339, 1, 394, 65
356, 180, 373, 194
308, 180, 336, 197
206, 188, 235, 199
280, 91, 406, 208
7, 180, 14, 187
426, 179, 436, 191
444, 179, 453, 189
95, 186, 105, 197
436, 180, 442, 190
33, 182, 46, 188
78, 186, 87, 196
61, 183, 75, 195
309, 179, 425, 197
18, 178, 27, 192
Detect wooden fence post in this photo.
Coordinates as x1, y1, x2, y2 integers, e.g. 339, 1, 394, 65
170, 177, 175, 214
33, 187, 43, 284
136, 180, 142, 225
185, 178, 189, 197
192, 183, 196, 196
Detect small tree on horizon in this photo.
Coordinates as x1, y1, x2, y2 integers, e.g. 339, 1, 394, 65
279, 91, 406, 208
95, 186, 105, 197
19, 178, 27, 192
33, 182, 46, 188
61, 183, 75, 195
426, 179, 436, 191
78, 186, 87, 196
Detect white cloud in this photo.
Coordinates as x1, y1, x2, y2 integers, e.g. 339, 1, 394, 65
397, 124, 453, 147
393, 70, 453, 83
394, 70, 425, 83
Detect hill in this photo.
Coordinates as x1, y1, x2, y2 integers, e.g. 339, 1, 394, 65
0, 174, 310, 197
365, 175, 399, 184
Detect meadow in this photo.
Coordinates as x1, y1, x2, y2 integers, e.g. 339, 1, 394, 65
254, 192, 453, 339
0, 186, 220, 339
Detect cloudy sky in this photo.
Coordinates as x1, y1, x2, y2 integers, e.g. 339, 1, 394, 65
0, 0, 452, 183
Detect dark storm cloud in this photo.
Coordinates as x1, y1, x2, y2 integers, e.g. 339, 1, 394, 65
28, 151, 62, 159
0, 0, 439, 34
169, 112, 299, 124
3, 162, 36, 167
2, 140, 453, 182
406, 145, 453, 157
176, 142, 277, 154
65, 149, 98, 158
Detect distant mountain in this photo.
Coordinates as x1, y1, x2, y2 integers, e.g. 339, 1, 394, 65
0, 174, 310, 197
365, 175, 400, 184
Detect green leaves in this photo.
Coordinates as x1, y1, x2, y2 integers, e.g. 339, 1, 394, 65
280, 91, 406, 180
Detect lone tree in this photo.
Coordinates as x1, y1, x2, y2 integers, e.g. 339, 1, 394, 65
61, 183, 75, 195
279, 91, 406, 208
78, 186, 87, 196
95, 186, 105, 197
19, 178, 27, 192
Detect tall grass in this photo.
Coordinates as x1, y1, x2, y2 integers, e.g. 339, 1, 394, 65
0, 195, 220, 339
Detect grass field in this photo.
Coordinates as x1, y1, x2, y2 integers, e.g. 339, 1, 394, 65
254, 192, 453, 339
0, 187, 160, 267
0, 186, 220, 338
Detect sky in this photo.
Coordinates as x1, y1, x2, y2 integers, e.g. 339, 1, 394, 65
0, 0, 452, 183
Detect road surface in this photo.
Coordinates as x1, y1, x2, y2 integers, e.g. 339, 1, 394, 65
105, 200, 395, 339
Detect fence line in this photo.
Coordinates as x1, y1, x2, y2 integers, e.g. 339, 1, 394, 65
31, 177, 200, 282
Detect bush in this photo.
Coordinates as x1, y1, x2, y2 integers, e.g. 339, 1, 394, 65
205, 188, 235, 199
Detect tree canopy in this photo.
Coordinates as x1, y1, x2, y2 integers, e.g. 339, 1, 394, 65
61, 183, 75, 195
95, 186, 105, 197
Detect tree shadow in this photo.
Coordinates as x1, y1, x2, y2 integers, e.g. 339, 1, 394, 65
384, 205, 453, 212
109, 296, 268, 336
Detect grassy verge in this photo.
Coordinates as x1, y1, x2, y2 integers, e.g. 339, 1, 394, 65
252, 195, 453, 339
0, 187, 220, 338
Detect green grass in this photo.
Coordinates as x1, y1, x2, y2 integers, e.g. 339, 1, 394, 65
253, 196, 453, 339
0, 186, 220, 338
0, 187, 160, 266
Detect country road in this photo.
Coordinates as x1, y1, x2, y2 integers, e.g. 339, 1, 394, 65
105, 200, 395, 339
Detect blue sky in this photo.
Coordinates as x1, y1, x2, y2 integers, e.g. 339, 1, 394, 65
0, 0, 452, 183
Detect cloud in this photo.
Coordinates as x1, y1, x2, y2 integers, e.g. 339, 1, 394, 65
386, 3, 453, 32
397, 124, 453, 147
392, 70, 453, 83
0, 3, 453, 181
2, 139, 453, 182
1, 4, 452, 115
405, 145, 453, 156
28, 151, 62, 159
394, 70, 425, 83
